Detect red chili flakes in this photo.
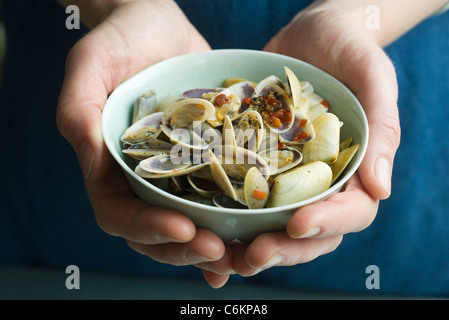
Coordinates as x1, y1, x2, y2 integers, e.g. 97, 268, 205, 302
215, 94, 229, 106
299, 118, 307, 129
242, 97, 254, 105
321, 100, 330, 109
293, 131, 310, 142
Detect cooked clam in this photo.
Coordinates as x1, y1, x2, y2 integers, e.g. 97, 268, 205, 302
267, 161, 332, 208
244, 167, 270, 209
161, 98, 215, 149
132, 90, 157, 123
302, 112, 340, 165
121, 111, 163, 144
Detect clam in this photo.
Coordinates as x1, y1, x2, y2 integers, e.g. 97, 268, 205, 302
132, 90, 158, 123
207, 81, 256, 127
279, 112, 315, 145
222, 115, 236, 147
253, 75, 285, 97
208, 149, 237, 200
331, 143, 359, 184
187, 174, 220, 197
267, 161, 332, 208
161, 98, 215, 149
244, 167, 270, 209
211, 145, 270, 182
213, 193, 247, 209
253, 83, 295, 133
259, 147, 302, 175
223, 78, 258, 88
121, 112, 163, 144
302, 112, 340, 165
122, 138, 173, 160
234, 109, 264, 152
135, 153, 209, 179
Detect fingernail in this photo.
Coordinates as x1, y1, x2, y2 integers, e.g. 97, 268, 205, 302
246, 254, 283, 276
375, 157, 391, 196
293, 226, 322, 239
185, 250, 212, 263
77, 141, 94, 179
198, 262, 236, 275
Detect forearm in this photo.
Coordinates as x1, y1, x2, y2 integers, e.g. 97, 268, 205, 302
321, 0, 448, 46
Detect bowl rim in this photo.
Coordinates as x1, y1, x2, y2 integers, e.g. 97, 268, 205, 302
102, 49, 369, 215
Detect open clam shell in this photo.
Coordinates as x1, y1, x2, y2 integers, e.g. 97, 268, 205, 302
279, 112, 316, 145
136, 153, 209, 178
267, 161, 332, 208
132, 90, 157, 123
121, 112, 163, 144
122, 138, 173, 160
253, 83, 295, 133
302, 112, 340, 165
259, 147, 303, 175
244, 167, 270, 209
211, 145, 270, 181
331, 143, 359, 184
234, 109, 264, 152
208, 150, 238, 200
187, 174, 220, 197
161, 98, 215, 149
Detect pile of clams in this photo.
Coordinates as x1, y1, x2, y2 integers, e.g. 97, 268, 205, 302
121, 67, 359, 209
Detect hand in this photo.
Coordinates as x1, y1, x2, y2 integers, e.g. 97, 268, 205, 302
216, 1, 401, 279
56, 0, 228, 276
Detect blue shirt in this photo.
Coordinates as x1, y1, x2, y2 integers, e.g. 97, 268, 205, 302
0, 0, 448, 297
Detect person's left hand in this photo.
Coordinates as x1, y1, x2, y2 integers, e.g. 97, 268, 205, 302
201, 1, 400, 286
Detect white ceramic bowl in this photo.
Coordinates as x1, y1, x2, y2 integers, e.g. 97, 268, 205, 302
102, 49, 368, 243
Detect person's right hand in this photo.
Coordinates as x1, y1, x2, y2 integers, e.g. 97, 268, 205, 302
56, 0, 231, 285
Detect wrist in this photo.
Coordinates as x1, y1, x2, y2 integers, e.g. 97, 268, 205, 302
320, 0, 448, 47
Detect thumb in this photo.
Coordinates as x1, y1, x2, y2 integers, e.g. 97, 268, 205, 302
56, 37, 116, 181
344, 46, 401, 200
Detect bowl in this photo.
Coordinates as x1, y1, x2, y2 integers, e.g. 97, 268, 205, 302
102, 49, 368, 243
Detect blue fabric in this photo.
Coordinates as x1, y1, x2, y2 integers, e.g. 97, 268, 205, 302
0, 0, 448, 297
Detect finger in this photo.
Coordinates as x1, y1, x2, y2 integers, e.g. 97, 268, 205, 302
232, 232, 342, 276
85, 162, 196, 244
196, 246, 235, 275
126, 228, 226, 266
338, 44, 400, 200
201, 271, 230, 289
286, 173, 379, 239
56, 33, 125, 181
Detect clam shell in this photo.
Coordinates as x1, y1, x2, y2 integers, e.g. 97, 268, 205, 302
213, 193, 247, 209
267, 161, 332, 208
259, 147, 302, 175
132, 90, 157, 123
331, 143, 359, 184
208, 150, 237, 200
302, 113, 340, 165
161, 98, 215, 149
279, 112, 316, 145
121, 112, 163, 144
122, 138, 173, 160
136, 154, 209, 178
234, 109, 264, 152
244, 167, 270, 209
187, 174, 220, 197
